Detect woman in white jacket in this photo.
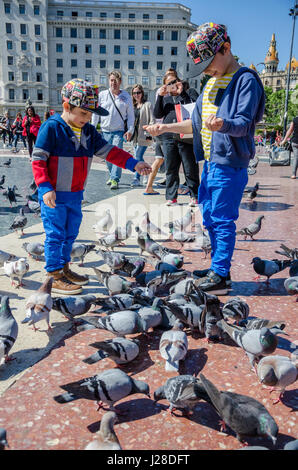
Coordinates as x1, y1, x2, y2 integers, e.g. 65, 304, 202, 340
130, 84, 155, 187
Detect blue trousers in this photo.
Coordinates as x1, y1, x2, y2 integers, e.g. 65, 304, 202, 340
198, 161, 248, 277
102, 131, 125, 182
40, 200, 83, 272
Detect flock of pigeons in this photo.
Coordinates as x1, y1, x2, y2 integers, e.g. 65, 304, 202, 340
0, 155, 297, 451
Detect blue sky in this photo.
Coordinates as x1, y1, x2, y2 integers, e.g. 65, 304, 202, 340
141, 0, 297, 71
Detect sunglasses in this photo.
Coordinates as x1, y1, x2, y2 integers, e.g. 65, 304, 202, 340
133, 91, 142, 95
167, 79, 178, 86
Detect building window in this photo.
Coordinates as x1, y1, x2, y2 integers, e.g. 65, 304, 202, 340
8, 71, 14, 81
56, 27, 63, 37
70, 44, 77, 53
71, 11, 78, 17
57, 73, 63, 83
57, 10, 64, 17
114, 60, 120, 69
142, 76, 149, 86
128, 46, 135, 55
143, 30, 149, 40
19, 4, 26, 14
114, 45, 121, 54
100, 60, 106, 68
85, 44, 92, 53
100, 29, 106, 39
114, 13, 121, 19
157, 46, 163, 55
157, 61, 163, 70
71, 59, 77, 67
171, 31, 178, 41
71, 74, 77, 79
100, 12, 107, 19
7, 56, 13, 65
22, 72, 28, 81
36, 57, 41, 66
114, 30, 121, 39
23, 89, 29, 100
128, 75, 135, 85
4, 3, 11, 14
85, 28, 92, 39
35, 25, 41, 36
86, 12, 92, 18
142, 61, 149, 70
186, 63, 189, 72
57, 58, 63, 68
37, 90, 43, 101
100, 75, 106, 85
20, 24, 27, 35
85, 60, 92, 68
128, 30, 135, 40
56, 43, 63, 53
157, 14, 164, 20
100, 45, 106, 54
6, 23, 12, 34
143, 46, 149, 55
70, 28, 77, 38
9, 89, 15, 100
6, 40, 13, 50
156, 76, 162, 86
157, 31, 164, 40
21, 41, 27, 51
129, 13, 135, 19
36, 72, 42, 82
35, 42, 41, 51
171, 47, 178, 56
171, 62, 177, 70
34, 5, 40, 15
143, 14, 149, 20
128, 61, 135, 70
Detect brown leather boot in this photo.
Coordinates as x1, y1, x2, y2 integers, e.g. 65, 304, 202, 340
63, 263, 89, 286
48, 269, 82, 295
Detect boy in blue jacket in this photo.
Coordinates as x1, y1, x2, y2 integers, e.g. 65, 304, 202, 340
144, 22, 265, 295
32, 79, 151, 295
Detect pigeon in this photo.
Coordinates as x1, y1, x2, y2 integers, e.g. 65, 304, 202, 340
136, 298, 163, 330
164, 209, 193, 231
121, 256, 146, 277
83, 337, 140, 365
199, 373, 278, 445
135, 227, 168, 258
29, 178, 37, 192
9, 208, 27, 236
289, 260, 298, 277
1, 158, 11, 167
143, 270, 188, 296
257, 355, 298, 404
22, 277, 53, 332
115, 220, 133, 242
168, 223, 196, 248
195, 224, 212, 258
244, 185, 258, 201
96, 229, 122, 251
154, 375, 210, 415
284, 440, 298, 450
216, 319, 288, 368
236, 215, 265, 240
238, 318, 286, 331
97, 249, 126, 273
84, 411, 122, 450
275, 244, 298, 261
25, 198, 41, 216
159, 320, 188, 371
244, 182, 260, 193
169, 278, 198, 296
93, 209, 113, 233
93, 267, 134, 295
251, 257, 292, 283
3, 186, 18, 206
92, 293, 137, 311
158, 253, 184, 269
0, 428, 9, 450
52, 294, 96, 321
3, 258, 29, 287
222, 297, 250, 325
0, 249, 17, 267
22, 242, 44, 260
0, 296, 18, 365
284, 276, 298, 300
53, 368, 150, 412
140, 212, 167, 236
82, 309, 149, 337
71, 243, 96, 266
0, 175, 5, 186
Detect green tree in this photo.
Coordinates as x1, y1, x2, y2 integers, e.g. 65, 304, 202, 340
264, 85, 298, 125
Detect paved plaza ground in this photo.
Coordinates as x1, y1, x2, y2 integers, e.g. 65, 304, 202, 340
0, 145, 297, 451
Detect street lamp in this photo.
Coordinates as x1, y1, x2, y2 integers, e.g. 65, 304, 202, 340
283, 2, 298, 137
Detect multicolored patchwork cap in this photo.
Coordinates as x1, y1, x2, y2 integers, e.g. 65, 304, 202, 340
61, 78, 109, 116
186, 22, 228, 77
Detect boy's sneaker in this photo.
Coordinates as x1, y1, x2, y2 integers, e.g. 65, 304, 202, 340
196, 270, 228, 296
189, 198, 198, 207
106, 179, 112, 186
110, 179, 119, 190
48, 269, 82, 295
193, 268, 231, 286
63, 263, 89, 286
131, 179, 141, 188
166, 199, 178, 206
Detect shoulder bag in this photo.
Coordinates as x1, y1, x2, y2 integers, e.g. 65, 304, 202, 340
108, 91, 128, 133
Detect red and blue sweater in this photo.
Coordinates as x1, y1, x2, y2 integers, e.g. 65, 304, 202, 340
32, 114, 138, 202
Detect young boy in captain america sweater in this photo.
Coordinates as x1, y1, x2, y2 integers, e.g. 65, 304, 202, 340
32, 78, 151, 295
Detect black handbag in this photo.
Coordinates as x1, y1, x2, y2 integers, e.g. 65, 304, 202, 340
109, 91, 128, 132
269, 147, 291, 166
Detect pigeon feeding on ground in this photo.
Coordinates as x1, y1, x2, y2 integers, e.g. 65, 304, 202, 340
93, 209, 113, 233
257, 355, 298, 404
25, 198, 41, 216
0, 296, 18, 365
54, 368, 150, 413
96, 229, 122, 251
244, 182, 260, 194
3, 258, 29, 287
140, 212, 167, 236
3, 186, 18, 206
199, 373, 278, 445
52, 294, 96, 321
93, 267, 134, 295
168, 223, 196, 249
284, 277, 298, 300
135, 227, 168, 258
83, 337, 140, 365
84, 411, 122, 450
222, 297, 250, 325
236, 215, 265, 240
71, 242, 96, 266
164, 209, 193, 231
22, 242, 44, 261
22, 277, 53, 332
93, 293, 137, 312
0, 249, 17, 267
1, 158, 11, 167
159, 253, 184, 270
9, 208, 28, 236
97, 249, 126, 273
251, 257, 292, 283
194, 224, 212, 258
121, 256, 146, 278
159, 320, 188, 371
275, 244, 298, 261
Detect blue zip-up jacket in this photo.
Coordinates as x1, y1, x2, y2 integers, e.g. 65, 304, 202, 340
192, 67, 265, 168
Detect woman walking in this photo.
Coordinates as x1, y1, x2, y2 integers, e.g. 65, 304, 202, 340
281, 116, 298, 179
22, 106, 41, 161
12, 112, 27, 152
130, 84, 155, 187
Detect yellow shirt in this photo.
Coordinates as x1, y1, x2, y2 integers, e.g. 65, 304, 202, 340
70, 124, 81, 142
201, 71, 236, 160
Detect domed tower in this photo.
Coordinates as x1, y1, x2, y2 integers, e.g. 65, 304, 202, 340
264, 33, 279, 73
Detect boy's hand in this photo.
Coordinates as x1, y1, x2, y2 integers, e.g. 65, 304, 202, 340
134, 161, 152, 176
205, 114, 224, 131
43, 190, 56, 208
143, 123, 165, 137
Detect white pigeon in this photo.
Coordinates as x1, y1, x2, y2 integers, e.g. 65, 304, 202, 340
159, 320, 188, 371
140, 212, 167, 236
93, 209, 113, 233
3, 258, 29, 287
116, 220, 133, 242
164, 209, 193, 231
22, 277, 53, 332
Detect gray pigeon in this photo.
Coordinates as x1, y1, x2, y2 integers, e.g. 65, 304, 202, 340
0, 428, 9, 450
274, 243, 298, 261
164, 209, 193, 231
154, 375, 210, 415
159, 320, 188, 371
140, 212, 167, 236
0, 296, 18, 365
97, 249, 126, 273
82, 309, 149, 337
169, 278, 202, 297
195, 224, 212, 258
135, 227, 168, 258
199, 373, 278, 445
168, 223, 196, 248
222, 297, 249, 325
22, 277, 53, 332
54, 368, 150, 412
251, 257, 292, 283
115, 220, 133, 242
0, 249, 17, 267
93, 293, 136, 311
71, 242, 96, 266
217, 319, 288, 368
243, 182, 260, 194
25, 198, 41, 216
236, 215, 265, 240
238, 318, 286, 331
121, 256, 146, 278
96, 229, 121, 251
284, 276, 298, 299
84, 411, 122, 450
159, 253, 184, 269
22, 242, 44, 260
9, 208, 27, 236
136, 298, 163, 330
257, 355, 298, 404
52, 294, 96, 321
93, 267, 134, 295
83, 337, 140, 365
